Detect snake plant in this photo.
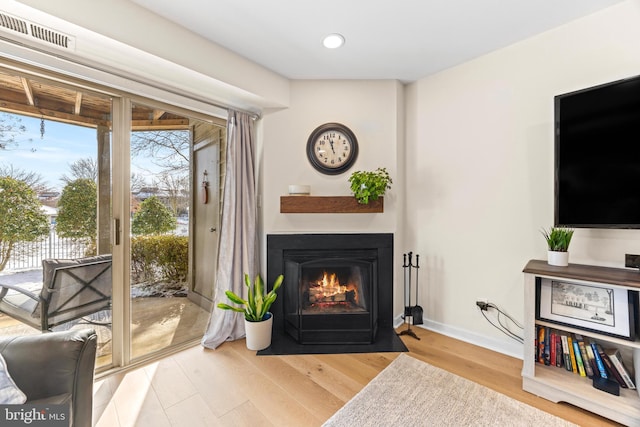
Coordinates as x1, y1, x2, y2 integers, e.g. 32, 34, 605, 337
217, 274, 284, 322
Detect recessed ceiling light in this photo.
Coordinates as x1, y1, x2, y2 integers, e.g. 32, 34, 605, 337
323, 33, 345, 49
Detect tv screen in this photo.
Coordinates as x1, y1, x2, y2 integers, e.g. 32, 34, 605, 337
555, 75, 640, 228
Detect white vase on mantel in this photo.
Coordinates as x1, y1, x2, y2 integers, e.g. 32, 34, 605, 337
547, 251, 569, 267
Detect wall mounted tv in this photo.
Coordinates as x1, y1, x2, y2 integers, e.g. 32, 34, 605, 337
555, 74, 640, 229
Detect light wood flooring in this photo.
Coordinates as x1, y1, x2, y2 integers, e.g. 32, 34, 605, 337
92, 326, 621, 427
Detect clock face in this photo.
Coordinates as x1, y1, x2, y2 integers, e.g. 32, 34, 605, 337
306, 123, 358, 175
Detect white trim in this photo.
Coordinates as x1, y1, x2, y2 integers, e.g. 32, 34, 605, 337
394, 314, 524, 359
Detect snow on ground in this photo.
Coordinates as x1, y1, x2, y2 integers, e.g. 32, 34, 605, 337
0, 269, 187, 297
0, 268, 41, 285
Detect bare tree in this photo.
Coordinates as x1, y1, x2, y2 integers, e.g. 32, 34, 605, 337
0, 164, 51, 194
0, 113, 29, 150
60, 157, 98, 184
130, 172, 148, 193
156, 171, 189, 215
131, 130, 189, 172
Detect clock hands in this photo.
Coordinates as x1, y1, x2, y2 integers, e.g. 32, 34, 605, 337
329, 139, 335, 154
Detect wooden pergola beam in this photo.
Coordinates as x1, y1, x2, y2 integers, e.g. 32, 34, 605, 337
20, 77, 34, 106
131, 119, 190, 131
74, 92, 83, 115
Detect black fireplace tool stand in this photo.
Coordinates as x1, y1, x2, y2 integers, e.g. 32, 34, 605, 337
398, 252, 423, 340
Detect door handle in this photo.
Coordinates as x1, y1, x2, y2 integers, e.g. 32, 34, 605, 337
113, 218, 120, 245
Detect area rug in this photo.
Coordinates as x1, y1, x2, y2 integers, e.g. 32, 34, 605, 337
323, 353, 577, 427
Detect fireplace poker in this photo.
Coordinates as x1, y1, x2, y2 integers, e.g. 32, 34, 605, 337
403, 253, 411, 317
399, 252, 420, 340
411, 254, 424, 325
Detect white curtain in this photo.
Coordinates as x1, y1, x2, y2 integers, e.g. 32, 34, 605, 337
201, 110, 258, 349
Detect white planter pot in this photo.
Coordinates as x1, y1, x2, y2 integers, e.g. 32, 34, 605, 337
547, 251, 569, 267
244, 313, 273, 351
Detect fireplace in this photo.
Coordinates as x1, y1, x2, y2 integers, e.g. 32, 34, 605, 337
267, 233, 393, 345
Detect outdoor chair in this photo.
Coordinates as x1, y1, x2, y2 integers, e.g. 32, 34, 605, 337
0, 255, 112, 331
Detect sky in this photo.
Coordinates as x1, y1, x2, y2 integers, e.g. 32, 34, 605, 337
0, 115, 96, 190
0, 114, 162, 192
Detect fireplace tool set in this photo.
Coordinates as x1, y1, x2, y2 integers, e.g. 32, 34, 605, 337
399, 252, 423, 340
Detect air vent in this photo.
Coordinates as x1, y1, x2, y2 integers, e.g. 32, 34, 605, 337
0, 12, 28, 34
0, 11, 75, 50
30, 24, 71, 48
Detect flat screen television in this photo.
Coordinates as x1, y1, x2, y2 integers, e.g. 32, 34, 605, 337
555, 74, 640, 229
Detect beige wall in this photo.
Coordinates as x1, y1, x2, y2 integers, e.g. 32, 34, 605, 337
261, 80, 402, 233
404, 0, 640, 356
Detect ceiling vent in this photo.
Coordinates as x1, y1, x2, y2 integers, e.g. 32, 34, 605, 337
0, 11, 75, 50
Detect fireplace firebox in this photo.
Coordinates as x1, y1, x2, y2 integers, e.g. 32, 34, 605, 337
267, 234, 393, 345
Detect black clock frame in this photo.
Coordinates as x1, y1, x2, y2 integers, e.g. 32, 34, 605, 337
306, 122, 359, 175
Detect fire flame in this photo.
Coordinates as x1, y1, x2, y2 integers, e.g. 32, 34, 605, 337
317, 272, 347, 297
306, 271, 361, 309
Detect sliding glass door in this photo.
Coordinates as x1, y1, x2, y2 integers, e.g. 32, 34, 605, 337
128, 101, 216, 361
0, 64, 224, 371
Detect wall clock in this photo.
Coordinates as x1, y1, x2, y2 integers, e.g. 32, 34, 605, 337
306, 122, 359, 175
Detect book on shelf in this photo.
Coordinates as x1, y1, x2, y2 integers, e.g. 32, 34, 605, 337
574, 334, 594, 378
543, 327, 551, 366
584, 342, 600, 380
598, 347, 628, 388
604, 347, 636, 389
555, 333, 563, 367
549, 331, 556, 368
560, 334, 571, 372
572, 339, 587, 377
567, 336, 578, 374
590, 342, 609, 379
534, 325, 538, 362
537, 326, 545, 364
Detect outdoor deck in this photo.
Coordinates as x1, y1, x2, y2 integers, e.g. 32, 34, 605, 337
0, 295, 210, 369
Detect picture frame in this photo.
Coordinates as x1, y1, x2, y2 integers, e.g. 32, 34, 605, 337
535, 278, 637, 340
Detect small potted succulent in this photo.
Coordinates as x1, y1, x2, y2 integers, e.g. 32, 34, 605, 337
541, 227, 574, 267
348, 167, 393, 204
217, 273, 284, 350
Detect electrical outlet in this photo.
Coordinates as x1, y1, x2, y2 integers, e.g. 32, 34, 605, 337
625, 254, 640, 269
476, 299, 489, 311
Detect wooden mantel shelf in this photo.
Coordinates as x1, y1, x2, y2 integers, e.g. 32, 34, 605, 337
280, 196, 383, 213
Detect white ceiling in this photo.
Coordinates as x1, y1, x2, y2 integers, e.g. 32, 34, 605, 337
131, 0, 624, 82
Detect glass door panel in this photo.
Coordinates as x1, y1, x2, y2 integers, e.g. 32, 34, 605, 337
129, 102, 213, 360
0, 70, 114, 368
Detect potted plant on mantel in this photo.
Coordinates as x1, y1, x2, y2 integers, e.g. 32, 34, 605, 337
217, 273, 284, 350
348, 167, 393, 204
541, 227, 574, 267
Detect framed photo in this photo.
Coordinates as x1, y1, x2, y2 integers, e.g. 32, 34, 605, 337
536, 278, 637, 340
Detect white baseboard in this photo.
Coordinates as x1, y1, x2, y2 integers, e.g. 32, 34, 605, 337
393, 314, 523, 360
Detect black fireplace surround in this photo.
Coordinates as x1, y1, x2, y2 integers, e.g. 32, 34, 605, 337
267, 233, 394, 346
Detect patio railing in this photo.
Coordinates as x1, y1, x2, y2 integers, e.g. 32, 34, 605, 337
6, 228, 89, 271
